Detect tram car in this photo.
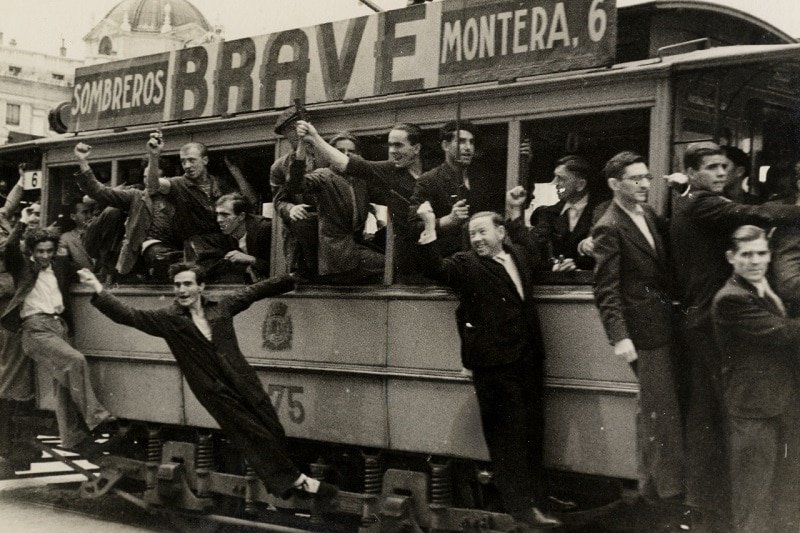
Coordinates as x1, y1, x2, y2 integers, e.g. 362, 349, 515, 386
1, 1, 799, 531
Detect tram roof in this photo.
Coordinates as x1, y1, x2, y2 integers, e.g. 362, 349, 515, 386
620, 1, 796, 45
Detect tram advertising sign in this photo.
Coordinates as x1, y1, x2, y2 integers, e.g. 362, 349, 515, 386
71, 54, 169, 131
69, 0, 616, 132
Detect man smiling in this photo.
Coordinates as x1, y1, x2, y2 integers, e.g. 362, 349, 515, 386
415, 197, 560, 531
79, 264, 338, 501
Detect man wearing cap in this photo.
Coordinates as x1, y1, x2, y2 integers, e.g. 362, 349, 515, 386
270, 107, 318, 276
290, 127, 385, 284
294, 121, 426, 280
409, 120, 505, 258
670, 141, 800, 522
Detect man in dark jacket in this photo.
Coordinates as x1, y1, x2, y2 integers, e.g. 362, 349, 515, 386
530, 155, 602, 271
211, 193, 272, 283
78, 264, 337, 501
592, 151, 683, 501
670, 141, 800, 517
711, 225, 800, 533
409, 120, 505, 258
415, 194, 560, 530
2, 209, 114, 452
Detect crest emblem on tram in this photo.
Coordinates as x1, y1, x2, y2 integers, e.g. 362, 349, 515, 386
262, 301, 292, 351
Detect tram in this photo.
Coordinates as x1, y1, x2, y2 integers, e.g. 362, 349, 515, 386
1, 1, 799, 530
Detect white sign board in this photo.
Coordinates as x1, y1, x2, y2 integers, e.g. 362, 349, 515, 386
22, 170, 41, 190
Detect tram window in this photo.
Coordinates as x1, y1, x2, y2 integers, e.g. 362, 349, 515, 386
521, 109, 650, 283
207, 145, 275, 209
674, 66, 800, 203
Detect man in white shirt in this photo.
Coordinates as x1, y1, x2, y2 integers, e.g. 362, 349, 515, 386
1, 207, 115, 456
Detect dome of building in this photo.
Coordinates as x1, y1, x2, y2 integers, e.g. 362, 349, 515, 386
102, 0, 211, 33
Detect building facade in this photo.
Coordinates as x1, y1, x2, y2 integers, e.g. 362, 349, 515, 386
0, 36, 82, 143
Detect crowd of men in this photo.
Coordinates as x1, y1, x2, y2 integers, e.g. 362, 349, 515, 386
2, 105, 800, 531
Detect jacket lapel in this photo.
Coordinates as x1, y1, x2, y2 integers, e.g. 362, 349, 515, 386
478, 253, 523, 302
613, 203, 659, 260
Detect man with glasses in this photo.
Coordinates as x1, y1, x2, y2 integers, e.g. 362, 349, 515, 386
592, 151, 684, 503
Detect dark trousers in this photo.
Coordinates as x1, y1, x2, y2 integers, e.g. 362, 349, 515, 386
727, 394, 800, 533
683, 324, 730, 517
183, 359, 301, 496
472, 356, 545, 512
636, 345, 684, 499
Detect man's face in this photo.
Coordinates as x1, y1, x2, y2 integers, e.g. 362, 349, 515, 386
180, 146, 208, 180
468, 215, 505, 257
333, 139, 359, 157
215, 200, 245, 235
27, 203, 41, 229
553, 165, 586, 203
32, 240, 55, 269
689, 154, 728, 193
443, 129, 475, 167
387, 129, 420, 169
614, 162, 651, 204
173, 270, 204, 309
71, 203, 94, 230
726, 237, 770, 285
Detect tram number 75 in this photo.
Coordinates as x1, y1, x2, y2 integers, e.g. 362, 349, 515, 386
267, 384, 305, 424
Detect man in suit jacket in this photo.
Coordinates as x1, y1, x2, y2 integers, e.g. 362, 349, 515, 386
212, 193, 272, 283
711, 225, 800, 533
530, 155, 601, 271
415, 197, 561, 530
592, 151, 684, 500
669, 141, 800, 517
1, 209, 114, 453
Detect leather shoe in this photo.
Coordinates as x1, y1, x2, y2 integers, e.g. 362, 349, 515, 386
294, 478, 339, 503
511, 507, 563, 529
68, 426, 129, 461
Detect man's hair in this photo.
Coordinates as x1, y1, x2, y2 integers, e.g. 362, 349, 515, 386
180, 142, 208, 159
24, 227, 60, 252
603, 151, 646, 181
469, 211, 504, 227
69, 201, 91, 215
169, 261, 207, 285
722, 145, 751, 177
557, 155, 592, 182
683, 141, 724, 171
390, 123, 423, 146
328, 131, 361, 155
728, 225, 767, 253
216, 192, 250, 215
439, 119, 477, 143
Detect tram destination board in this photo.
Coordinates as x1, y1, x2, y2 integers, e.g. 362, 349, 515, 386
69, 0, 616, 132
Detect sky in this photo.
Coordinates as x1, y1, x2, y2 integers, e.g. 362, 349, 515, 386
1, 0, 799, 59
